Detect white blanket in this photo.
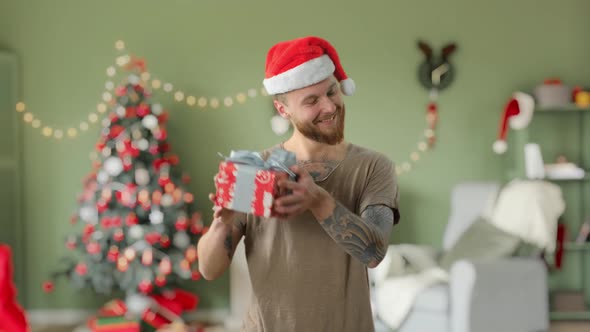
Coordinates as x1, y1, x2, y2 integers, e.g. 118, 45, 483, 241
489, 179, 565, 253
372, 244, 448, 330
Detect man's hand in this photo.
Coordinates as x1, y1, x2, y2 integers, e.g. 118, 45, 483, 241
274, 165, 335, 220
209, 193, 236, 225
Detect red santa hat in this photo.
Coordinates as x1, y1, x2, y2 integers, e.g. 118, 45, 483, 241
263, 36, 355, 96
493, 91, 535, 154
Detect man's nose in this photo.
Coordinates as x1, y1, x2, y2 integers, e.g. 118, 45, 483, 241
319, 96, 337, 112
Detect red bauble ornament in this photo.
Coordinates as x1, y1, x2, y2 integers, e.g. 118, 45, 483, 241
42, 281, 54, 293
155, 275, 167, 287
191, 271, 201, 281
157, 111, 169, 123
136, 104, 151, 117
138, 280, 153, 294
160, 235, 171, 248
107, 246, 119, 262
175, 218, 188, 231
125, 213, 138, 226
113, 229, 125, 242
125, 106, 137, 118
86, 242, 101, 255
145, 232, 161, 245
75, 263, 88, 275
115, 86, 127, 97
109, 125, 125, 139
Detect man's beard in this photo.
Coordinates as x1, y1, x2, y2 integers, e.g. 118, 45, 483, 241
292, 105, 345, 145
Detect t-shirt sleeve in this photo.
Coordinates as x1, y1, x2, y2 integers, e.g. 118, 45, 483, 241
359, 154, 400, 224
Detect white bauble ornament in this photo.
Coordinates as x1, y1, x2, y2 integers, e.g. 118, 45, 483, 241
97, 170, 109, 184
116, 106, 126, 117
149, 209, 164, 225
161, 194, 173, 207
270, 115, 290, 136
79, 205, 98, 224
104, 157, 124, 176
151, 103, 163, 115
128, 74, 140, 85
173, 232, 190, 249
129, 225, 144, 239
135, 168, 150, 186
142, 115, 158, 130
126, 292, 152, 317
136, 139, 149, 151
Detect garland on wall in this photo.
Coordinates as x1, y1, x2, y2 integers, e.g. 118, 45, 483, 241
15, 40, 440, 176
14, 40, 268, 141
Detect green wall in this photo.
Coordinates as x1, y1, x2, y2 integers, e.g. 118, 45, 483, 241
1, 0, 589, 310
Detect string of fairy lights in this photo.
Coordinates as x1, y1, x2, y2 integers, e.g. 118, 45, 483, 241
14, 40, 436, 176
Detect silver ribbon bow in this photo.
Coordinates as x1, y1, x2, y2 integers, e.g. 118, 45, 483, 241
218, 149, 297, 179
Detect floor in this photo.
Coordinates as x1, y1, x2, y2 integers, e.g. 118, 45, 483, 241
30, 321, 590, 332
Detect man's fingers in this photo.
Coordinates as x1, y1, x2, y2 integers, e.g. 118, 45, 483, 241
275, 194, 302, 207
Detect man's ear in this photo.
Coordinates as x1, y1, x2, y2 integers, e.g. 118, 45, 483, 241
273, 99, 290, 119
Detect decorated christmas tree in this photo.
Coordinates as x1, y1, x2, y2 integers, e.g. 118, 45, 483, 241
45, 60, 205, 303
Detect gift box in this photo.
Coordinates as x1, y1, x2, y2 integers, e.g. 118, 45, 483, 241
87, 315, 140, 332
88, 290, 198, 332
214, 149, 296, 217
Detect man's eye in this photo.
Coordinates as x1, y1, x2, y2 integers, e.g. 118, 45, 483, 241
327, 90, 335, 96
306, 98, 318, 105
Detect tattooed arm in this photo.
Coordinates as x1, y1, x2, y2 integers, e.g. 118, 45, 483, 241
275, 165, 396, 268
197, 194, 247, 280
319, 203, 394, 268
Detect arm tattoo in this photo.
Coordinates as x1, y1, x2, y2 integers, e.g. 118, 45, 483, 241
319, 203, 394, 267
223, 231, 233, 260
224, 216, 247, 260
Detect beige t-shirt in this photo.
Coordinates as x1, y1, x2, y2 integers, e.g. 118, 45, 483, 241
240, 143, 399, 332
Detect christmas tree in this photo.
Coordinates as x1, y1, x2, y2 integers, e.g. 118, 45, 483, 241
45, 60, 204, 299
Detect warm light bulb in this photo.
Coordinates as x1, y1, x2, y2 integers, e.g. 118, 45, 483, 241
42, 127, 53, 137
186, 96, 196, 106
115, 40, 125, 50
174, 91, 185, 101
141, 72, 151, 82
80, 122, 89, 131
410, 152, 420, 161
224, 97, 233, 107
106, 66, 116, 77
418, 142, 428, 151
197, 97, 207, 108
32, 119, 41, 128
163, 83, 173, 92
23, 112, 34, 123
247, 88, 257, 98
15, 102, 26, 112
151, 79, 162, 89
68, 128, 78, 137
102, 92, 112, 102
88, 113, 98, 123
97, 103, 107, 113
54, 129, 63, 139
236, 93, 247, 104
210, 98, 220, 109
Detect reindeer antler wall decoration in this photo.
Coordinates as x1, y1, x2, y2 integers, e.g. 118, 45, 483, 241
417, 40, 458, 147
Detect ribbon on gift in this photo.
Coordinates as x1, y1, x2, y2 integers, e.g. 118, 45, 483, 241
220, 149, 297, 180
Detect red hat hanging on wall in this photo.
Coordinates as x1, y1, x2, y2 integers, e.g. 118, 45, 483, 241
417, 40, 458, 148
492, 92, 535, 154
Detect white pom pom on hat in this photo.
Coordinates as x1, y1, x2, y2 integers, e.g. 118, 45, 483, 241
493, 91, 535, 154
263, 36, 355, 96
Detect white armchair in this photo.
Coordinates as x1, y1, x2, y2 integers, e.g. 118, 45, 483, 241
372, 182, 549, 332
